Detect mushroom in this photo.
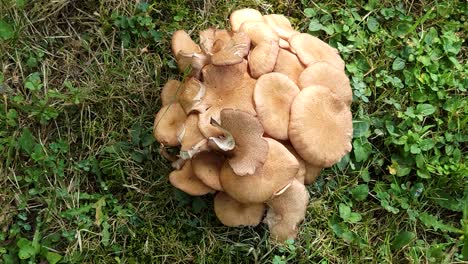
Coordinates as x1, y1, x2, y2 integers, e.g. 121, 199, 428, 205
229, 8, 264, 32
289, 33, 345, 70
248, 40, 280, 78
153, 103, 187, 146
211, 32, 251, 66
273, 48, 305, 84
171, 30, 201, 56
192, 152, 225, 191
212, 109, 269, 176
169, 160, 214, 196
238, 21, 279, 46
178, 114, 207, 159
214, 192, 265, 227
160, 79, 182, 106
264, 179, 309, 242
263, 14, 296, 40
284, 144, 307, 185
304, 163, 322, 185
178, 78, 206, 114
298, 61, 352, 106
289, 85, 352, 167
219, 138, 298, 203
254, 72, 300, 140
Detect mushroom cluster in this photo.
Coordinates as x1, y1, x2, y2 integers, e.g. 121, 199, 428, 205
153, 8, 353, 242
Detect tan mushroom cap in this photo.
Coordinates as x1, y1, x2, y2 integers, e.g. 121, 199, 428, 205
179, 114, 205, 152
273, 48, 305, 84
239, 21, 279, 46
284, 144, 307, 184
211, 32, 251, 66
248, 41, 280, 78
192, 152, 224, 191
229, 8, 264, 32
298, 61, 352, 106
218, 109, 269, 176
153, 103, 187, 146
214, 192, 265, 227
289, 85, 352, 167
220, 138, 298, 203
178, 78, 206, 114
169, 160, 214, 196
289, 33, 345, 70
175, 51, 209, 78
160, 80, 182, 106
171, 30, 201, 56
265, 179, 309, 242
304, 163, 322, 185
254, 72, 300, 140
279, 38, 290, 49
263, 14, 296, 40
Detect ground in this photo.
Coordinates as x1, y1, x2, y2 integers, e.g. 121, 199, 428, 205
0, 0, 466, 263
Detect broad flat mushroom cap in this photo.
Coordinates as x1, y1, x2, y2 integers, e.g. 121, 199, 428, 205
171, 30, 202, 56
220, 138, 298, 203
153, 103, 187, 146
289, 33, 345, 70
192, 152, 225, 191
239, 21, 279, 46
169, 160, 214, 196
211, 32, 251, 66
179, 78, 206, 114
160, 80, 182, 106
254, 72, 300, 140
214, 192, 265, 227
178, 114, 205, 152
229, 8, 264, 32
284, 144, 307, 184
265, 179, 309, 242
263, 14, 296, 40
249, 41, 280, 78
289, 85, 352, 167
298, 61, 352, 106
273, 48, 305, 84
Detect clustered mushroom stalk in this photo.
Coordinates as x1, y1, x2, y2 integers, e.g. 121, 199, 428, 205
153, 8, 353, 242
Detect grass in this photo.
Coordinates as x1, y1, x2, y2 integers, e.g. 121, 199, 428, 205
0, 0, 466, 263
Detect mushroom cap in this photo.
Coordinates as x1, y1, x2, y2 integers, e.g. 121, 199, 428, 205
273, 48, 305, 84
229, 8, 264, 32
248, 41, 280, 78
214, 192, 265, 227
263, 14, 296, 40
192, 152, 225, 191
304, 163, 322, 185
254, 72, 300, 140
179, 114, 206, 152
171, 30, 201, 57
279, 38, 290, 49
160, 80, 182, 106
199, 28, 233, 54
265, 179, 309, 242
289, 33, 344, 70
169, 160, 214, 196
284, 144, 307, 184
289, 85, 352, 167
211, 32, 251, 66
220, 138, 298, 203
153, 103, 187, 146
239, 21, 279, 46
175, 51, 209, 78
298, 61, 352, 106
218, 109, 269, 176
179, 78, 206, 114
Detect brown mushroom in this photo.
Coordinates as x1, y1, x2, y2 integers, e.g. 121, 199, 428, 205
239, 21, 279, 46
229, 8, 264, 32
160, 79, 182, 106
298, 61, 352, 106
178, 114, 206, 155
214, 192, 265, 227
263, 14, 296, 40
304, 163, 322, 185
153, 103, 187, 146
178, 78, 206, 114
169, 160, 214, 196
211, 32, 251, 66
254, 72, 300, 140
264, 179, 309, 242
289, 85, 352, 167
171, 30, 201, 56
192, 152, 225, 191
219, 138, 298, 203
284, 144, 307, 185
289, 33, 345, 70
273, 49, 305, 84
248, 40, 280, 78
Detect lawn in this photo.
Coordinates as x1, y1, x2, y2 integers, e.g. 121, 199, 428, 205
0, 0, 466, 263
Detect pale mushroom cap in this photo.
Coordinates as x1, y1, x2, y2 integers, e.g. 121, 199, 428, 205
211, 32, 251, 66
229, 8, 264, 32
284, 144, 307, 184
298, 61, 352, 106
153, 103, 187, 146
192, 152, 225, 191
171, 30, 201, 57
214, 192, 265, 227
220, 138, 298, 203
263, 14, 296, 40
169, 160, 214, 196
160, 80, 182, 106
220, 109, 269, 176
175, 51, 209, 78
179, 114, 205, 151
279, 38, 290, 49
273, 48, 305, 84
254, 72, 300, 140
304, 163, 321, 185
179, 78, 206, 114
239, 21, 279, 46
289, 33, 345, 70
289, 85, 353, 167
248, 41, 280, 78
265, 179, 309, 242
